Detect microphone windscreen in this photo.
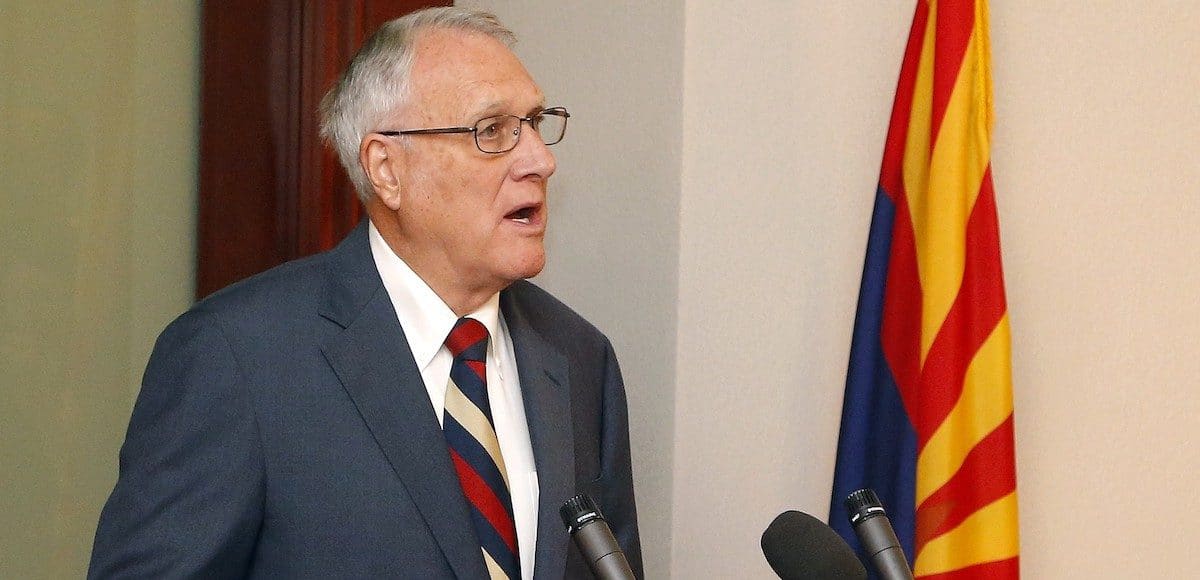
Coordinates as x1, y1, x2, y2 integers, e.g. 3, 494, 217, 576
761, 510, 868, 580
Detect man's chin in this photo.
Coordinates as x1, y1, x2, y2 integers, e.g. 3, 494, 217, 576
516, 261, 546, 282
504, 252, 546, 283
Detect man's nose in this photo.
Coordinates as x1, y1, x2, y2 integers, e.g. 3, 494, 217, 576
509, 122, 557, 180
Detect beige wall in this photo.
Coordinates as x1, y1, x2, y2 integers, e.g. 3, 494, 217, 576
673, 3, 907, 576
0, 2, 199, 577
5, 1, 1199, 578
995, 2, 1200, 575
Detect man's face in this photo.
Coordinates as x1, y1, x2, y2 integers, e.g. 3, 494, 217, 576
383, 29, 556, 301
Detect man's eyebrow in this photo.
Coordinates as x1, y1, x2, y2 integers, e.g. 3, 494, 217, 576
524, 102, 547, 116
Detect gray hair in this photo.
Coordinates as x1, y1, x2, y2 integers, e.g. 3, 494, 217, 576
319, 7, 516, 202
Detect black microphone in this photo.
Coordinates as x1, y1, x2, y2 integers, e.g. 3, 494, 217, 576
761, 510, 868, 580
844, 489, 914, 580
560, 494, 636, 580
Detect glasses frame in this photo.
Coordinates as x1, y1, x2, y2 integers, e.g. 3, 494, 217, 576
376, 106, 570, 154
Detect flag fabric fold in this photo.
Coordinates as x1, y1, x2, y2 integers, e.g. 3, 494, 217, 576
829, 1, 1019, 578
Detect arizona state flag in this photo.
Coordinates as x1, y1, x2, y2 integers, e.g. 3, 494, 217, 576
829, 1, 1019, 578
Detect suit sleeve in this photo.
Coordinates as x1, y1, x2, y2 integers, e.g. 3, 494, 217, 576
89, 309, 264, 579
596, 337, 643, 577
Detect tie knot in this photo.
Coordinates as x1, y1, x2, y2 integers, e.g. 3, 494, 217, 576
445, 317, 489, 361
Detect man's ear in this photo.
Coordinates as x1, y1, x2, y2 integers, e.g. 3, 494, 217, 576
360, 135, 404, 211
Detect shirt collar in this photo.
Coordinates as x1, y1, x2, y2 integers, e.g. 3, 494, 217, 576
368, 221, 501, 370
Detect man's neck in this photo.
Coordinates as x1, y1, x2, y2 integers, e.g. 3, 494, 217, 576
368, 211, 502, 316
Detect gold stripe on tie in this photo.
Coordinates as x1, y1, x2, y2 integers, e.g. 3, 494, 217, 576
446, 378, 511, 488
483, 548, 510, 579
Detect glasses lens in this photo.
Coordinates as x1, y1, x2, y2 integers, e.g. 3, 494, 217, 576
532, 110, 568, 146
472, 110, 569, 153
474, 115, 522, 153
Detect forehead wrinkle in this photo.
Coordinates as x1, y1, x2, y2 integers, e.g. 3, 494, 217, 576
408, 29, 544, 123
456, 75, 545, 111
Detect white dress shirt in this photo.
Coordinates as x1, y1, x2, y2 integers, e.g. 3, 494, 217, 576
369, 222, 538, 579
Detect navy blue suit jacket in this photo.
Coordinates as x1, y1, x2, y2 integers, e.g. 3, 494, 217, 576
89, 223, 642, 578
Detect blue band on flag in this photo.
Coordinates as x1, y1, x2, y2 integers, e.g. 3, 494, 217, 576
829, 187, 919, 571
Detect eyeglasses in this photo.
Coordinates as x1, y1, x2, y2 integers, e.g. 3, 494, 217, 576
376, 107, 570, 154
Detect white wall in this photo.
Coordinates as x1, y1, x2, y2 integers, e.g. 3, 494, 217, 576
478, 1, 1200, 578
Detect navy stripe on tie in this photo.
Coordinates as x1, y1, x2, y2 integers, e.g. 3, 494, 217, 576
449, 363, 494, 421
468, 498, 521, 579
443, 413, 515, 517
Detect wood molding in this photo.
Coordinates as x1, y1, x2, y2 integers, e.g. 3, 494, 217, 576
196, 0, 450, 298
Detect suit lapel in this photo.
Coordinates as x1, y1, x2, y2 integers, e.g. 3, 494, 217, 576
501, 288, 574, 579
317, 224, 486, 580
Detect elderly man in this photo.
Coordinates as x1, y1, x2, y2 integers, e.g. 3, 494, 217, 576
89, 7, 641, 579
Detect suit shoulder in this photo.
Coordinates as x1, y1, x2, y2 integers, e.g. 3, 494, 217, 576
192, 252, 330, 318
158, 252, 341, 352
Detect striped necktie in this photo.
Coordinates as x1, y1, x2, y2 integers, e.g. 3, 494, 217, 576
443, 317, 520, 580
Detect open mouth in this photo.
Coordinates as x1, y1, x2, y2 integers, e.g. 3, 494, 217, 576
505, 205, 538, 225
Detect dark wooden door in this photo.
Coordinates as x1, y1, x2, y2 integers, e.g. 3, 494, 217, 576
196, 0, 451, 298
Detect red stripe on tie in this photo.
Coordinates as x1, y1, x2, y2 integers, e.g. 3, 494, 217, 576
446, 320, 488, 356
449, 448, 518, 553
467, 360, 487, 382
